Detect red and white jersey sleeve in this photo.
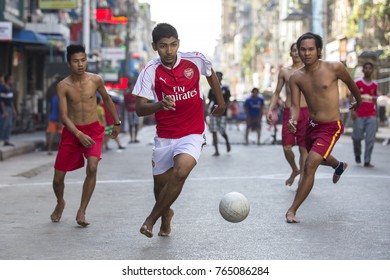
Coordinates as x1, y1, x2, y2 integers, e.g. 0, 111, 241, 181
133, 52, 212, 138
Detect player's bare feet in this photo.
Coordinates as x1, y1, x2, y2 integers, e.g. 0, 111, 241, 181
285, 169, 300, 186
50, 200, 65, 223
76, 210, 90, 227
286, 211, 300, 223
159, 208, 174, 237
140, 223, 153, 238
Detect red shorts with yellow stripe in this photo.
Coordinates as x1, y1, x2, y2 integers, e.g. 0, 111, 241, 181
282, 107, 309, 147
54, 121, 104, 171
306, 119, 344, 160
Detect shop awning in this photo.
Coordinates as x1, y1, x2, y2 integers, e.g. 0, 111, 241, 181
44, 34, 67, 50
12, 29, 49, 45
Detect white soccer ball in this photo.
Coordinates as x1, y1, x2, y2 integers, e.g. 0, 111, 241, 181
219, 192, 250, 223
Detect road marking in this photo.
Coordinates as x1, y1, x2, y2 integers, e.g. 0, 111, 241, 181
1, 174, 390, 188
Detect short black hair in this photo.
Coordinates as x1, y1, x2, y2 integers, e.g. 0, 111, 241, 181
152, 23, 178, 44
66, 44, 86, 62
290, 42, 297, 52
297, 32, 323, 58
362, 62, 374, 68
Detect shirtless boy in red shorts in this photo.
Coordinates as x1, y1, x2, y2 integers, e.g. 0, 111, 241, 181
286, 33, 362, 223
50, 44, 121, 227
267, 43, 308, 186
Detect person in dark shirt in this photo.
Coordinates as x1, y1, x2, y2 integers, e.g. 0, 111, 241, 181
0, 74, 17, 146
207, 71, 231, 156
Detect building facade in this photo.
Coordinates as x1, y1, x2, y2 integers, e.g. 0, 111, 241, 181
0, 0, 155, 133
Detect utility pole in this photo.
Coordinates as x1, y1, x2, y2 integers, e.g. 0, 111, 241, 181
124, 0, 133, 78
83, 0, 90, 54
312, 0, 327, 59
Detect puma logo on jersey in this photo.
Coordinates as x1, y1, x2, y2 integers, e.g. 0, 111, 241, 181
159, 77, 167, 84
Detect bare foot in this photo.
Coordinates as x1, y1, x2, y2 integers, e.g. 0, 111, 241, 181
285, 170, 300, 186
50, 200, 65, 223
76, 210, 90, 227
159, 208, 174, 237
140, 223, 153, 238
286, 211, 300, 223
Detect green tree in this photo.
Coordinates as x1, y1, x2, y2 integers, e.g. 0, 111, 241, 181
346, 0, 390, 49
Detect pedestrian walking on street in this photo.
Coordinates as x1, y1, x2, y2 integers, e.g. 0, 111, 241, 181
286, 32, 362, 223
50, 44, 121, 227
46, 77, 64, 155
228, 99, 240, 130
46, 92, 63, 155
0, 74, 17, 147
351, 62, 378, 167
124, 79, 141, 144
133, 23, 226, 238
207, 71, 231, 156
267, 43, 308, 186
244, 87, 264, 145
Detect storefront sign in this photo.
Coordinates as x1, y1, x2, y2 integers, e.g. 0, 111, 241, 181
102, 48, 126, 60
39, 0, 78, 9
0, 22, 12, 42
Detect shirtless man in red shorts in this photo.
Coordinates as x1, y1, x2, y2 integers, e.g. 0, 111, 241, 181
267, 42, 308, 187
50, 44, 121, 227
286, 33, 362, 223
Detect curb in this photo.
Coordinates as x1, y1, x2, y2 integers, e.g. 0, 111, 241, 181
0, 140, 45, 161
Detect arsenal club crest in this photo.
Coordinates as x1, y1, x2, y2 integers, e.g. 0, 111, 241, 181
184, 68, 194, 79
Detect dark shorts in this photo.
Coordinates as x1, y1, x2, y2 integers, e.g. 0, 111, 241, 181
282, 107, 309, 147
306, 119, 344, 160
54, 121, 104, 171
247, 117, 261, 130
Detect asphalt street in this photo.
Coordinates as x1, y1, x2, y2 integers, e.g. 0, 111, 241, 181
0, 123, 389, 261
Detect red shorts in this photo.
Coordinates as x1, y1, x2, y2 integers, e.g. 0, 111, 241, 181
306, 119, 344, 160
54, 121, 104, 171
282, 107, 309, 147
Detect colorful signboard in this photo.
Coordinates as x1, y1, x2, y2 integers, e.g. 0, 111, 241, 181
39, 0, 78, 10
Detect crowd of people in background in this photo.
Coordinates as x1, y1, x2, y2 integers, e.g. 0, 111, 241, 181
1, 67, 389, 156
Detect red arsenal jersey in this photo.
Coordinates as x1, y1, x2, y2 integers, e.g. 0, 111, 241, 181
133, 52, 212, 138
355, 78, 378, 118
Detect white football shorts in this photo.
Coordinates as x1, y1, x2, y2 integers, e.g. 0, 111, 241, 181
152, 133, 206, 175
